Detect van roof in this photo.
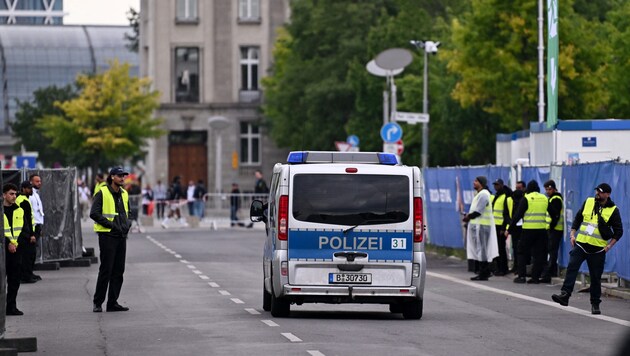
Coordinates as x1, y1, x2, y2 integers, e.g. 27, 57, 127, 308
287, 151, 399, 165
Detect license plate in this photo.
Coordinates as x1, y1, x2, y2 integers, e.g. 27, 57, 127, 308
329, 273, 372, 284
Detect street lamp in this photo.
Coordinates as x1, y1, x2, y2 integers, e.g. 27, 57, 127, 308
410, 40, 440, 168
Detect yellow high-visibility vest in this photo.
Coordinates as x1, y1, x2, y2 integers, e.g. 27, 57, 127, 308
545, 195, 564, 231
93, 186, 129, 233
522, 192, 548, 229
493, 193, 507, 225
576, 197, 616, 248
3, 207, 24, 247
15, 195, 35, 227
93, 181, 107, 197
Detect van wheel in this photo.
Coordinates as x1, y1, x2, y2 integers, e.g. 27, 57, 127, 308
262, 285, 271, 312
389, 303, 403, 314
270, 292, 290, 317
402, 299, 423, 320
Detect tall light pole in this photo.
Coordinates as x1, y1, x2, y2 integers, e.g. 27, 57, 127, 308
410, 40, 439, 168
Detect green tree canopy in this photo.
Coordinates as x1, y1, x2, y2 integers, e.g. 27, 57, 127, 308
38, 60, 164, 172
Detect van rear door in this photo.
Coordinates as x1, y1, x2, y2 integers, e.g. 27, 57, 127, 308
287, 166, 413, 286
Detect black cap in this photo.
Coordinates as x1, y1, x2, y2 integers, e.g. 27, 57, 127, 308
595, 183, 612, 194
493, 178, 504, 185
21, 180, 32, 189
109, 166, 129, 176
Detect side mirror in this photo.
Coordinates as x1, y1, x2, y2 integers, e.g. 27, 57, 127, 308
250, 199, 266, 223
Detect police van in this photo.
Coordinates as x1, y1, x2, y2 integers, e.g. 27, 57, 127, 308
250, 151, 426, 319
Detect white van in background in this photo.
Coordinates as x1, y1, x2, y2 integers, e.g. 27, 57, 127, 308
250, 151, 426, 319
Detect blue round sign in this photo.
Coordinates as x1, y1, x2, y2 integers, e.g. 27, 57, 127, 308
380, 122, 403, 143
347, 135, 359, 147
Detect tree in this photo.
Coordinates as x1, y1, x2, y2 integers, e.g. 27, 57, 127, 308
38, 60, 164, 174
11, 85, 77, 167
125, 7, 140, 53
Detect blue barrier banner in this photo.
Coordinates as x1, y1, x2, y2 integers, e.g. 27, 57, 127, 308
423, 166, 510, 248
521, 166, 550, 187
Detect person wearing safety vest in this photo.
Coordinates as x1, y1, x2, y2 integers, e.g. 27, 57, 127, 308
552, 183, 623, 315
16, 181, 37, 284
491, 178, 512, 276
3, 183, 29, 315
93, 173, 106, 196
463, 176, 499, 281
508, 180, 548, 284
504, 181, 526, 273
540, 180, 564, 283
90, 167, 132, 313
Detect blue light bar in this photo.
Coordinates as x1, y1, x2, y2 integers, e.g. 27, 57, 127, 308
287, 151, 307, 164
377, 153, 398, 165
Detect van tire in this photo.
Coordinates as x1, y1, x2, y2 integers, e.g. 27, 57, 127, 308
270, 292, 290, 317
402, 299, 423, 320
263, 285, 271, 311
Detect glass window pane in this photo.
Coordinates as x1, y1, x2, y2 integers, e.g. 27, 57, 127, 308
252, 138, 260, 163
190, 0, 198, 18
175, 47, 200, 103
251, 0, 260, 18
240, 138, 249, 163
177, 0, 186, 19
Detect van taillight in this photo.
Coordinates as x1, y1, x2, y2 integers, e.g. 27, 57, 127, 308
413, 197, 423, 242
278, 195, 289, 240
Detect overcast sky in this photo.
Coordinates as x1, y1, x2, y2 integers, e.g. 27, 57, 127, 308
64, 0, 140, 25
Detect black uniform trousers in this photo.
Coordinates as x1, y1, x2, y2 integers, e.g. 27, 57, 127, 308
510, 227, 522, 272
20, 224, 41, 280
6, 243, 23, 310
561, 245, 606, 305
494, 225, 509, 274
94, 233, 127, 307
517, 228, 547, 280
542, 229, 563, 278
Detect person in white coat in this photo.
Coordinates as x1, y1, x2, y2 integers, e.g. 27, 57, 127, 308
463, 176, 499, 281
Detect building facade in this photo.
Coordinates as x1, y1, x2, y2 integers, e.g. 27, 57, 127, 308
0, 0, 63, 25
140, 0, 290, 193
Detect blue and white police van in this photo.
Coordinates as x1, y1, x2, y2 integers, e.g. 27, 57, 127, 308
250, 151, 426, 319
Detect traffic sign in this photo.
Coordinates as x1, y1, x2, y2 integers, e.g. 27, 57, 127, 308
335, 141, 351, 152
395, 111, 429, 124
380, 122, 403, 143
347, 135, 359, 147
383, 140, 404, 155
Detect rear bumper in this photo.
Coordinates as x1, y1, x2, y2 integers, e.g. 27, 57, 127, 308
281, 284, 419, 304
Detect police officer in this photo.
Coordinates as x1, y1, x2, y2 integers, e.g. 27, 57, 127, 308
509, 180, 548, 284
4, 183, 28, 315
491, 179, 511, 276
505, 180, 526, 273
541, 180, 563, 283
90, 167, 131, 313
17, 181, 37, 284
552, 183, 623, 314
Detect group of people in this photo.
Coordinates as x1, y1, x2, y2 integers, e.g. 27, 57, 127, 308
3, 174, 44, 315
464, 176, 623, 314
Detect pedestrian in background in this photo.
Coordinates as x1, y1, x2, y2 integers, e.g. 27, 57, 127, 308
92, 173, 106, 196
154, 179, 167, 220
78, 180, 91, 221
492, 178, 512, 276
186, 180, 196, 216
541, 180, 564, 283
90, 167, 131, 313
230, 183, 253, 228
4, 183, 28, 315
254, 170, 269, 198
463, 176, 498, 281
505, 180, 526, 273
17, 181, 37, 284
141, 183, 154, 216
510, 180, 548, 284
193, 179, 207, 218
27, 174, 44, 282
552, 183, 622, 315
161, 176, 186, 228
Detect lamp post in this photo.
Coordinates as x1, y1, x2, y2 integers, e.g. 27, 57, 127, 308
410, 40, 439, 168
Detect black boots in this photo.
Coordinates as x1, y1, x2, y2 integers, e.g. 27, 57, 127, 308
552, 291, 570, 306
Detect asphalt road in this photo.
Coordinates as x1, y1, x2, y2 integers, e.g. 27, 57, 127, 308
6, 227, 630, 355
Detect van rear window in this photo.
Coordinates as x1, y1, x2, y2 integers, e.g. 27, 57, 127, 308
292, 174, 409, 225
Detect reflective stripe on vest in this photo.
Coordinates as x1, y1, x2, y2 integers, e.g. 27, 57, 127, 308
492, 193, 506, 225
3, 207, 24, 246
94, 186, 129, 232
545, 195, 564, 231
15, 195, 35, 226
576, 197, 616, 248
522, 192, 548, 229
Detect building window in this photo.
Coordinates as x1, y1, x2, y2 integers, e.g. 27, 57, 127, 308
176, 0, 198, 21
240, 47, 259, 91
238, 0, 260, 21
175, 47, 200, 103
240, 122, 261, 165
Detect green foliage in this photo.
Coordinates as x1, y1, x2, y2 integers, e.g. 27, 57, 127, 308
125, 7, 140, 53
11, 85, 77, 167
37, 60, 164, 170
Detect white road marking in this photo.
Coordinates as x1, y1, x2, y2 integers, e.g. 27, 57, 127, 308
281, 333, 302, 342
261, 319, 278, 327
245, 308, 260, 315
208, 282, 220, 288
180, 260, 189, 264
187, 265, 196, 269
199, 275, 210, 280
219, 290, 231, 296
174, 254, 181, 258
231, 298, 245, 304
192, 270, 202, 274
427, 271, 630, 327
307, 351, 326, 356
